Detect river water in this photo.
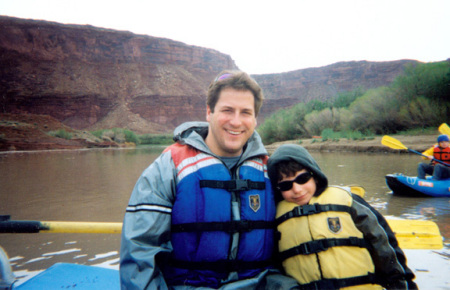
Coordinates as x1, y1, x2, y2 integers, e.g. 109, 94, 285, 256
0, 147, 449, 287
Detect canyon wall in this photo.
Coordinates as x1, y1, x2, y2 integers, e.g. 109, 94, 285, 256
0, 16, 418, 133
0, 16, 237, 133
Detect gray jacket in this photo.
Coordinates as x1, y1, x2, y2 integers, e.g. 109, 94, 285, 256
119, 122, 294, 289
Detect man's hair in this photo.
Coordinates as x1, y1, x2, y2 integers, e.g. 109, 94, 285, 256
207, 70, 264, 117
273, 160, 305, 182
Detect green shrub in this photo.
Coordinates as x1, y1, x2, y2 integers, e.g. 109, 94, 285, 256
49, 129, 72, 140
119, 129, 139, 144
138, 134, 173, 145
320, 128, 374, 141
91, 128, 139, 144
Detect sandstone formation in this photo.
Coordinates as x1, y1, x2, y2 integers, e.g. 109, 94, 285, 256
0, 16, 237, 134
0, 16, 422, 141
253, 60, 418, 102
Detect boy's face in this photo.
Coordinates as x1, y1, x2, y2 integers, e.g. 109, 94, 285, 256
439, 141, 449, 149
278, 169, 316, 205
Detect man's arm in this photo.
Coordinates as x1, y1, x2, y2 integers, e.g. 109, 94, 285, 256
120, 152, 176, 290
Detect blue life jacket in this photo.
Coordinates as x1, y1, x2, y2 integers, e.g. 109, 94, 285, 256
162, 143, 276, 288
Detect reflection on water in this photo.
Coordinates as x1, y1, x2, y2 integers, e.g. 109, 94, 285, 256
0, 148, 449, 284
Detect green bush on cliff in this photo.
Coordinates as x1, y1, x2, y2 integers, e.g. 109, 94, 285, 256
48, 129, 72, 140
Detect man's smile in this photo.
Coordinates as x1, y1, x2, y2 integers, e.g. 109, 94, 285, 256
227, 129, 243, 135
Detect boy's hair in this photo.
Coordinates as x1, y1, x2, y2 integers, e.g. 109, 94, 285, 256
273, 160, 306, 182
207, 70, 264, 117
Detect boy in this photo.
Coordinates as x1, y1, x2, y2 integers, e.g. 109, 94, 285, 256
267, 144, 417, 289
418, 134, 450, 180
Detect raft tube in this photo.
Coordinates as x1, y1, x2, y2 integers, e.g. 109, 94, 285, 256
385, 174, 450, 197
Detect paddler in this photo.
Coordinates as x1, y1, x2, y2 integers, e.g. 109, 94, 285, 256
418, 134, 450, 180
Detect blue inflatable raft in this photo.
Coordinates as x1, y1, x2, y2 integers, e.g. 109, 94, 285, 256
385, 174, 450, 197
13, 263, 119, 290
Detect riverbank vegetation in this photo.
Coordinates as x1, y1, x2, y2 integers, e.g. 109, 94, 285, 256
258, 61, 450, 144
48, 129, 73, 140
90, 128, 173, 145
42, 61, 449, 148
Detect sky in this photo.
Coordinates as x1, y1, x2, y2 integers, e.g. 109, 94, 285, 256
1, 0, 449, 75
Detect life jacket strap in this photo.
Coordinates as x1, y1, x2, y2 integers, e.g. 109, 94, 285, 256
200, 179, 265, 192
172, 220, 275, 233
169, 258, 273, 272
298, 272, 379, 289
279, 237, 368, 261
276, 204, 352, 225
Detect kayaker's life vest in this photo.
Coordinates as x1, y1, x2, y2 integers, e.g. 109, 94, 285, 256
276, 187, 382, 290
161, 143, 276, 288
433, 146, 450, 165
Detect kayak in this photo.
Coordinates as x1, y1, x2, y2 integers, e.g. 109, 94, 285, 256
385, 174, 450, 197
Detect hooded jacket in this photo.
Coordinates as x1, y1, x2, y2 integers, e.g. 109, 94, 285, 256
120, 122, 284, 289
267, 144, 417, 290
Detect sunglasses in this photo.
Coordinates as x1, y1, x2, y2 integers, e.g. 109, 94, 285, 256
276, 172, 313, 191
214, 73, 233, 82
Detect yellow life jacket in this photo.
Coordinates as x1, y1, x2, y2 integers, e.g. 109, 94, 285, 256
276, 186, 382, 290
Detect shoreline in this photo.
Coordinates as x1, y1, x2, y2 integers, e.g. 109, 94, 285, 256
265, 135, 436, 155
0, 134, 437, 154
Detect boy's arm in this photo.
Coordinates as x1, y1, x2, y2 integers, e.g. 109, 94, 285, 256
351, 194, 417, 290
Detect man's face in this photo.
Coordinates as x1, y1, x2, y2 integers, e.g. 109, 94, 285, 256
205, 87, 257, 157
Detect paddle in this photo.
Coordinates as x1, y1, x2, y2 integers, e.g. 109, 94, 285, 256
0, 216, 442, 249
438, 123, 450, 135
381, 135, 450, 167
0, 216, 121, 234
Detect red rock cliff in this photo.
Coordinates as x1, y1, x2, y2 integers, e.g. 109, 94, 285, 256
0, 16, 237, 133
0, 16, 419, 133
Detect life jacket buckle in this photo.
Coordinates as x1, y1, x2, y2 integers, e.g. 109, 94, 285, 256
231, 179, 250, 191
301, 239, 328, 255
293, 204, 320, 217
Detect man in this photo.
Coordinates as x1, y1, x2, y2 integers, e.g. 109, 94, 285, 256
418, 134, 450, 180
120, 71, 297, 289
